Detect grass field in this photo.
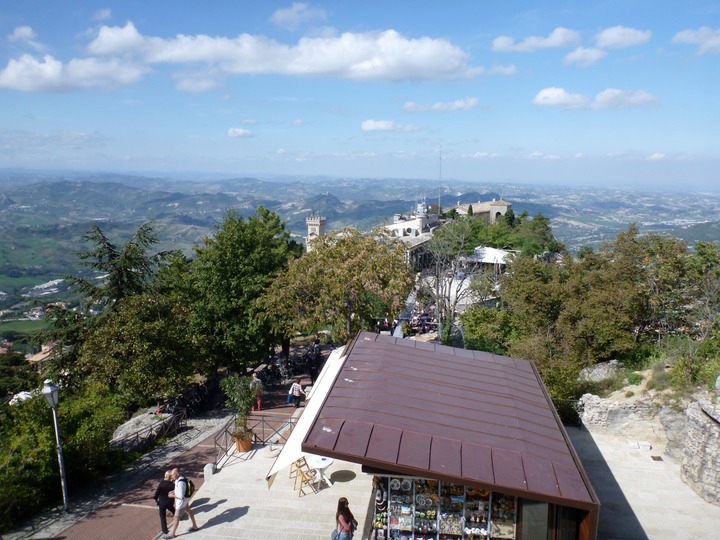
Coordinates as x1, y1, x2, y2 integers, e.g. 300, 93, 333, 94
0, 319, 48, 335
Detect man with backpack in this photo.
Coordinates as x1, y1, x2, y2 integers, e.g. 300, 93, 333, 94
167, 467, 199, 538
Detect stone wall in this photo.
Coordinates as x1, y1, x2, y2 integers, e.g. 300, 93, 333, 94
681, 400, 720, 505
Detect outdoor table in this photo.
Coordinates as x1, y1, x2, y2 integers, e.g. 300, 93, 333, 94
306, 454, 334, 487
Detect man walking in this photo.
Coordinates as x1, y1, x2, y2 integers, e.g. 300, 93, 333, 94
167, 467, 199, 538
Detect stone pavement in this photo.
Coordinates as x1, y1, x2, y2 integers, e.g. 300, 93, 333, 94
567, 425, 720, 540
184, 439, 374, 540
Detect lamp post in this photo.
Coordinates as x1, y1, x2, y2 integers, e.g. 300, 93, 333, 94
41, 379, 69, 511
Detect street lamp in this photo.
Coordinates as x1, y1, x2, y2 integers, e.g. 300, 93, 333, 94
41, 379, 69, 511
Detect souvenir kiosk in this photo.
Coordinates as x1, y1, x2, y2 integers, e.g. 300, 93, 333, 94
301, 332, 600, 540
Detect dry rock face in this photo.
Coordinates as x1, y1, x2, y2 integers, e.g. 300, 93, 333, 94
682, 400, 720, 504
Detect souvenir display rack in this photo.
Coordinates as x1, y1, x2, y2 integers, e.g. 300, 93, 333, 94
370, 477, 516, 540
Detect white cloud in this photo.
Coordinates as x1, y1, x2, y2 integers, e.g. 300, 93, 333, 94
492, 27, 580, 52
592, 88, 658, 109
7, 26, 36, 42
6, 26, 44, 51
532, 87, 589, 108
527, 151, 560, 160
595, 26, 651, 49
270, 3, 326, 31
361, 119, 418, 132
291, 119, 304, 125
564, 47, 607, 67
87, 21, 146, 55
0, 54, 146, 92
87, 22, 483, 82
276, 148, 287, 154
673, 26, 720, 54
470, 151, 498, 159
532, 87, 658, 109
647, 152, 667, 161
241, 118, 257, 125
227, 127, 253, 138
92, 8, 112, 22
403, 96, 479, 112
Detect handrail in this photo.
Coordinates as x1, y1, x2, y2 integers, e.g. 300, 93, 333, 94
214, 412, 298, 468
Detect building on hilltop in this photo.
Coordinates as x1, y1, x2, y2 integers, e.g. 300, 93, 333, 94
455, 198, 511, 223
305, 213, 326, 252
382, 199, 440, 270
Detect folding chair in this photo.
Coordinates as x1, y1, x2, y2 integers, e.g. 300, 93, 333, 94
290, 456, 310, 488
297, 468, 318, 497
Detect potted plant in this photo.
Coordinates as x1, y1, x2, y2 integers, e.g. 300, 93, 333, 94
220, 373, 258, 452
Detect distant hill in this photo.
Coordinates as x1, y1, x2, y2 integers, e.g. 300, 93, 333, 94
673, 220, 720, 246
1, 171, 719, 315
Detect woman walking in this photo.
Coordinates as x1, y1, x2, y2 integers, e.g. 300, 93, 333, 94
335, 497, 356, 539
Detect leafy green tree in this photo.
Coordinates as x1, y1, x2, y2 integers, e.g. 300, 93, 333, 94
0, 384, 124, 533
511, 213, 564, 255
460, 306, 515, 354
259, 228, 414, 343
554, 254, 639, 365
0, 396, 57, 532
0, 350, 40, 398
75, 294, 208, 408
189, 207, 301, 369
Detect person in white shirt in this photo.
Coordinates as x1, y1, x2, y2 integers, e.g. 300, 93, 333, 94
290, 377, 306, 408
167, 467, 199, 538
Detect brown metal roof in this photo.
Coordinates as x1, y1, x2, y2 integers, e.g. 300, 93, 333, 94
302, 331, 599, 511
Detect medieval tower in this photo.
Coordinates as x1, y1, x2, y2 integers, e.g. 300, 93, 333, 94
305, 213, 326, 252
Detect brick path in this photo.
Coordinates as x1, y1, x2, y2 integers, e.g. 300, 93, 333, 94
55, 433, 217, 540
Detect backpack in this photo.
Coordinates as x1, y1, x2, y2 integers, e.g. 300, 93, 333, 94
181, 477, 195, 498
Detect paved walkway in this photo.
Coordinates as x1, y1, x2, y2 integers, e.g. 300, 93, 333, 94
567, 426, 720, 540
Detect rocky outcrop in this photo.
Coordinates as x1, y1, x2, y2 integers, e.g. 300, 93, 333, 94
580, 393, 664, 431
681, 400, 720, 505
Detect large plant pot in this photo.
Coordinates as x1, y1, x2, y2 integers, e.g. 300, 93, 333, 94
234, 435, 253, 452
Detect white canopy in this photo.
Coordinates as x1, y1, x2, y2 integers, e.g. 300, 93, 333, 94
468, 246, 511, 265
265, 345, 347, 487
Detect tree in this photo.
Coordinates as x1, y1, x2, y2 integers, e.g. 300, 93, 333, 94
259, 228, 414, 343
460, 305, 515, 355
0, 350, 39, 398
511, 213, 564, 255
42, 222, 176, 393
75, 294, 208, 408
188, 207, 300, 369
66, 222, 172, 312
419, 217, 478, 343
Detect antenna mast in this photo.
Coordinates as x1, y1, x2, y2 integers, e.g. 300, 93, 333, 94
438, 144, 442, 215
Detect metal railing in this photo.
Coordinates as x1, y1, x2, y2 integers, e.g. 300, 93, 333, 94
109, 408, 188, 453
214, 412, 298, 467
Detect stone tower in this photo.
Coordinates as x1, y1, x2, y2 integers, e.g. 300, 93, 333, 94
306, 213, 326, 252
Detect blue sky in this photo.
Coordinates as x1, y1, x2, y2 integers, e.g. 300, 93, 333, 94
1, 1, 718, 191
